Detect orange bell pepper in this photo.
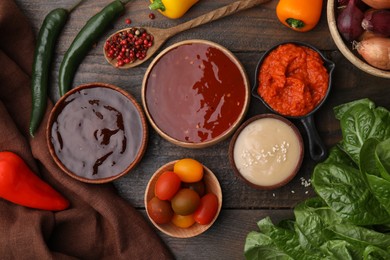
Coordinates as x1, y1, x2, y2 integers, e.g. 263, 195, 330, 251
0, 151, 69, 211
276, 0, 323, 32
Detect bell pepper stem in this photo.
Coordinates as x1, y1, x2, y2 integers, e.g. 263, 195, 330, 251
149, 0, 166, 11
286, 18, 305, 29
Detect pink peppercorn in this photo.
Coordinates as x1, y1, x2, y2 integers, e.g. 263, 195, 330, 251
104, 28, 154, 67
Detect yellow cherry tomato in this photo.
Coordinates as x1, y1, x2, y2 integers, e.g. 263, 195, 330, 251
173, 158, 204, 183
171, 214, 196, 228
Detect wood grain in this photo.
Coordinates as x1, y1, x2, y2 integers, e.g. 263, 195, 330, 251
14, 0, 390, 258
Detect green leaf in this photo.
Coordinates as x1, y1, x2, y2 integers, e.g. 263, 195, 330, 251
363, 245, 390, 260
294, 197, 342, 250
359, 138, 381, 178
334, 99, 390, 164
319, 240, 357, 260
312, 163, 390, 225
257, 217, 325, 260
333, 99, 374, 121
366, 175, 390, 216
325, 146, 356, 168
244, 231, 293, 260
329, 224, 390, 250
375, 138, 390, 181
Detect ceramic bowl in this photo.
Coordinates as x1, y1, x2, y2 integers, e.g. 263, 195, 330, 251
229, 114, 304, 190
141, 39, 250, 148
47, 82, 148, 184
144, 160, 222, 238
327, 0, 390, 79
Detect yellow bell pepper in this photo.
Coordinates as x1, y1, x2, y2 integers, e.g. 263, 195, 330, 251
276, 0, 323, 32
149, 0, 199, 19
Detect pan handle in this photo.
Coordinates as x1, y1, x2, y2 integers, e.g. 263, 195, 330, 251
300, 115, 328, 162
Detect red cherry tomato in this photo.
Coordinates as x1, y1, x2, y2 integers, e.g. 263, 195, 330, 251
147, 197, 174, 224
193, 193, 219, 225
155, 171, 181, 200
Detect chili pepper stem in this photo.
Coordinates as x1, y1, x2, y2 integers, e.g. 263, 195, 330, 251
149, 0, 166, 11
286, 18, 305, 29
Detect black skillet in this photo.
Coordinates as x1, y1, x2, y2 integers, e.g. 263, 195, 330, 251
252, 41, 335, 162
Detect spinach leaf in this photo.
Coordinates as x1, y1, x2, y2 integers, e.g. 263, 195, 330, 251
319, 240, 358, 260
257, 217, 326, 260
365, 175, 390, 216
375, 138, 390, 182
333, 100, 390, 164
312, 163, 390, 225
360, 138, 390, 215
294, 197, 342, 250
362, 245, 390, 260
244, 231, 293, 260
329, 224, 390, 250
333, 99, 374, 120
359, 138, 381, 178
326, 146, 356, 168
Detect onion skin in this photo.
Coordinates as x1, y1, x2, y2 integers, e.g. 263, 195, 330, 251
355, 37, 390, 70
337, 0, 365, 42
362, 9, 390, 37
361, 0, 390, 9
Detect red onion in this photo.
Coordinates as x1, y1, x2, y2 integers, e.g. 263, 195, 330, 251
362, 9, 390, 37
337, 0, 365, 42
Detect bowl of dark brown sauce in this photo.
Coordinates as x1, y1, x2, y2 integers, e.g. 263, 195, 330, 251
47, 82, 148, 184
142, 39, 250, 148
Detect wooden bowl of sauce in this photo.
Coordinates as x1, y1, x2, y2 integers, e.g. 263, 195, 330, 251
47, 83, 148, 184
142, 39, 250, 148
229, 114, 304, 190
144, 160, 222, 238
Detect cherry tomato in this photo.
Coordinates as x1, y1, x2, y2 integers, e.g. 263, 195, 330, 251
171, 214, 195, 228
174, 158, 204, 183
155, 171, 181, 200
147, 197, 173, 224
171, 188, 200, 215
193, 193, 219, 225
182, 180, 206, 197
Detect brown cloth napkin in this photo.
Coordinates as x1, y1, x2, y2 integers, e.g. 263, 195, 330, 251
0, 1, 173, 259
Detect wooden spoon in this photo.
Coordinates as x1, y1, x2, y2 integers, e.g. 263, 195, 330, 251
104, 0, 271, 69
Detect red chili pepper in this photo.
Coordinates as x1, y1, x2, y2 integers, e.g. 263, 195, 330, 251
0, 151, 69, 211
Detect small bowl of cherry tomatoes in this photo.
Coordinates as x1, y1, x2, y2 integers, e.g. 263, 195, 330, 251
144, 158, 222, 238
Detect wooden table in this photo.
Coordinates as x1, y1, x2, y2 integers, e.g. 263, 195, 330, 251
16, 0, 390, 258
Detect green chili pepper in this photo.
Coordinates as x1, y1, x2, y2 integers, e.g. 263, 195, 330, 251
29, 2, 83, 137
58, 0, 131, 97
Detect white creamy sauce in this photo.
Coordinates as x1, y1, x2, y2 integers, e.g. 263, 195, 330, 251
233, 118, 301, 187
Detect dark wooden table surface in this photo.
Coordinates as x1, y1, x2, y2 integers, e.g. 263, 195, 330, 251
16, 0, 390, 259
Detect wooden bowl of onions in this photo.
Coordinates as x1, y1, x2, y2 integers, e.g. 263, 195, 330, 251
327, 0, 390, 78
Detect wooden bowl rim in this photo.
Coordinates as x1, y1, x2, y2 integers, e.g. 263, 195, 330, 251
144, 160, 223, 238
327, 0, 390, 79
46, 82, 148, 184
228, 114, 304, 190
141, 39, 250, 149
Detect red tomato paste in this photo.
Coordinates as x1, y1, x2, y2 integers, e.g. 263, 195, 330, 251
257, 43, 329, 117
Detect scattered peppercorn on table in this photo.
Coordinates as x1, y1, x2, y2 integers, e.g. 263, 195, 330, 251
16, 0, 390, 258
